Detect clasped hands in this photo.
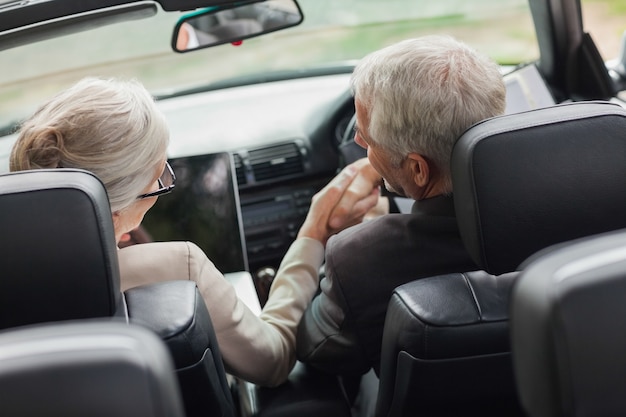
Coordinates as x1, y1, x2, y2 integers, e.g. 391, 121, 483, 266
298, 158, 384, 246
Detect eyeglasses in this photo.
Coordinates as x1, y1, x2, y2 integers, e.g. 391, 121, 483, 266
137, 161, 176, 199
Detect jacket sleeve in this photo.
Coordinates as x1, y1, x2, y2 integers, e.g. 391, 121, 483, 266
119, 238, 324, 387
203, 237, 324, 386
295, 244, 371, 376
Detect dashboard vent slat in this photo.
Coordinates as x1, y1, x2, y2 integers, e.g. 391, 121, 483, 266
249, 143, 304, 181
232, 153, 247, 185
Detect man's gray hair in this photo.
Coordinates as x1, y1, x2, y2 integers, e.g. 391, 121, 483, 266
350, 35, 506, 191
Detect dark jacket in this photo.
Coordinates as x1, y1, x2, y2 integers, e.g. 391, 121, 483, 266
296, 195, 478, 375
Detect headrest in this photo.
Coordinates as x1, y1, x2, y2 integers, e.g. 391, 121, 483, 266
510, 228, 626, 417
451, 101, 626, 275
0, 320, 186, 417
0, 169, 122, 330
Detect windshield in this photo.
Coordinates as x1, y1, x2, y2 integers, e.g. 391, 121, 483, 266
1, 0, 541, 130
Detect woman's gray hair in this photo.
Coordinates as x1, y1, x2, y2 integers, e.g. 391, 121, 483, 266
10, 77, 170, 212
350, 35, 506, 192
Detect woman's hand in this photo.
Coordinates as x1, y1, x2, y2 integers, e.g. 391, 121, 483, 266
298, 158, 382, 246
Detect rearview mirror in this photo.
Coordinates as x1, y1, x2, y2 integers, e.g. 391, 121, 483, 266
172, 0, 303, 53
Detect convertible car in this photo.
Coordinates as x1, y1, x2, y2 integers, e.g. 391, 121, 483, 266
1, 0, 625, 416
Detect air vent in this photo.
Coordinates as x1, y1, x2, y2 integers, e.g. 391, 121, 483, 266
249, 143, 304, 181
232, 153, 247, 185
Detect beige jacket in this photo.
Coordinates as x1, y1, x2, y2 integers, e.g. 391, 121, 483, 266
118, 237, 324, 387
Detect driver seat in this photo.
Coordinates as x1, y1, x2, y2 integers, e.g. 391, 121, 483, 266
376, 100, 626, 416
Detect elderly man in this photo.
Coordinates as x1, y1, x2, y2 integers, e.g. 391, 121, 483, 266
297, 35, 506, 377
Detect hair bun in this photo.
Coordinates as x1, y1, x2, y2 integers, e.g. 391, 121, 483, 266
13, 125, 65, 170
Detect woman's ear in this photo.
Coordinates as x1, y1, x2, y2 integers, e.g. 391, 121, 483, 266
407, 153, 430, 187
111, 210, 123, 231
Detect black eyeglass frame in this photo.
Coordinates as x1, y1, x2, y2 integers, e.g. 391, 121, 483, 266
137, 161, 176, 199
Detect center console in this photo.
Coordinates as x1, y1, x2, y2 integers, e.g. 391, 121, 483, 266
240, 177, 330, 286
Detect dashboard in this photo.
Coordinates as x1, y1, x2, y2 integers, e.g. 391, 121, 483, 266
160, 72, 354, 162
153, 72, 356, 279
0, 64, 566, 300
158, 71, 357, 298
155, 63, 565, 287
0, 71, 358, 300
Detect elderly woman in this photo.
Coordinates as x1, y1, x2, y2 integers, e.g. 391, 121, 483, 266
10, 77, 381, 386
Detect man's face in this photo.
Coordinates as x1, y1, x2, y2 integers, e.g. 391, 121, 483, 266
353, 98, 409, 197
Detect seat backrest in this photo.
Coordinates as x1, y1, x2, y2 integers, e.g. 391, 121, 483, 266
378, 270, 521, 417
125, 280, 236, 417
0, 169, 123, 329
452, 100, 626, 275
376, 101, 626, 417
0, 320, 186, 417
511, 228, 626, 417
0, 168, 236, 417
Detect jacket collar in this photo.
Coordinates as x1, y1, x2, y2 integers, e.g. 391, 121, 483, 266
410, 194, 455, 217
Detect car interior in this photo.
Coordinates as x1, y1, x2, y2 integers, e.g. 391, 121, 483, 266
511, 227, 626, 417
1, 0, 626, 416
0, 168, 236, 417
376, 100, 626, 417
0, 320, 187, 417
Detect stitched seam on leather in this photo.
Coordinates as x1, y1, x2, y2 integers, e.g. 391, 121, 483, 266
423, 324, 429, 358
461, 272, 482, 319
185, 241, 192, 280
408, 295, 431, 358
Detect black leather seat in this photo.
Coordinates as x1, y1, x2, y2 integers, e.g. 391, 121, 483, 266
0, 169, 234, 417
125, 280, 234, 417
0, 168, 123, 328
378, 270, 520, 417
511, 228, 626, 417
0, 320, 186, 417
376, 101, 626, 417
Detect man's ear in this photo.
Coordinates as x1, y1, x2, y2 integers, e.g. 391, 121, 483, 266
407, 153, 430, 187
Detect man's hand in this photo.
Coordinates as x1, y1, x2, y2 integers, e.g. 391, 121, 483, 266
298, 158, 382, 246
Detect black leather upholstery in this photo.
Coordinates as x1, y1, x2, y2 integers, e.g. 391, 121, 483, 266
452, 100, 626, 275
376, 101, 626, 417
511, 228, 626, 417
0, 320, 186, 417
0, 169, 235, 417
384, 271, 515, 359
125, 280, 235, 417
0, 169, 124, 328
377, 271, 521, 417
